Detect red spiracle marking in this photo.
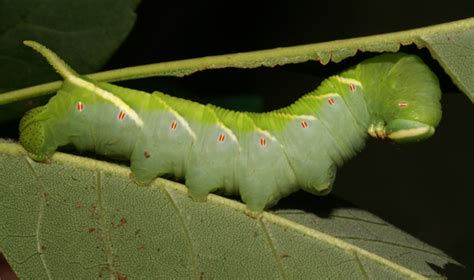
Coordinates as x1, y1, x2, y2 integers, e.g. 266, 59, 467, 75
398, 101, 409, 107
349, 84, 356, 92
300, 120, 308, 129
118, 111, 126, 121
260, 137, 267, 146
328, 97, 335, 105
218, 133, 225, 142
76, 102, 84, 112
170, 120, 178, 130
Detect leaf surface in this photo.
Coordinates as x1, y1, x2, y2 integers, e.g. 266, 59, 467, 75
421, 24, 474, 102
0, 142, 456, 279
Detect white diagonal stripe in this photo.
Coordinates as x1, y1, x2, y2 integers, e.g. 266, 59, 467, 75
334, 76, 363, 89
68, 76, 144, 127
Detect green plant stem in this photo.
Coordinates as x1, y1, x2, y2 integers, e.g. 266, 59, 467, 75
0, 17, 473, 106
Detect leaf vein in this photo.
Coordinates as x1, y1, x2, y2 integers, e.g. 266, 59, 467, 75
353, 252, 369, 280
95, 171, 116, 280
336, 236, 447, 258
259, 219, 287, 279
25, 157, 53, 280
162, 187, 198, 278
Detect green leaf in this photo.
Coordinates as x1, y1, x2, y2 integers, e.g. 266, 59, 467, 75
1, 17, 473, 107
0, 0, 140, 122
0, 141, 457, 279
421, 24, 474, 102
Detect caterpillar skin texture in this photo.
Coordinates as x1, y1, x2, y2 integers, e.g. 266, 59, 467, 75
19, 41, 442, 212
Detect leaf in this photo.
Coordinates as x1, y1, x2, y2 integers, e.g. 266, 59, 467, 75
1, 17, 473, 107
421, 24, 474, 102
0, 0, 140, 122
0, 141, 457, 279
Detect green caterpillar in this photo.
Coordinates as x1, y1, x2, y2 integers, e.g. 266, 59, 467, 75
19, 41, 442, 212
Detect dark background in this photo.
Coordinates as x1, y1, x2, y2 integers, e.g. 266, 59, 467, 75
2, 0, 473, 279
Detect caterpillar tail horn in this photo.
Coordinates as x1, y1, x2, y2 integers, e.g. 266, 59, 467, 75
23, 40, 78, 79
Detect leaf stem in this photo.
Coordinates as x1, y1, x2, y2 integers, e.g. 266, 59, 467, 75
0, 17, 473, 106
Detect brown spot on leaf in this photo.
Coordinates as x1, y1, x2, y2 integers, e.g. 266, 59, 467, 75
90, 204, 99, 218
144, 151, 151, 158
117, 272, 128, 280
88, 228, 96, 233
119, 217, 127, 225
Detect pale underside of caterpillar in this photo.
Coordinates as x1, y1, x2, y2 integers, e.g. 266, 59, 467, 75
19, 41, 442, 212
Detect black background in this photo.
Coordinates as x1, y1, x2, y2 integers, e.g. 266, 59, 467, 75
2, 0, 474, 279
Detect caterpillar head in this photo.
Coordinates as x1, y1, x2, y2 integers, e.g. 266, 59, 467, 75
361, 53, 442, 144
19, 106, 56, 161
